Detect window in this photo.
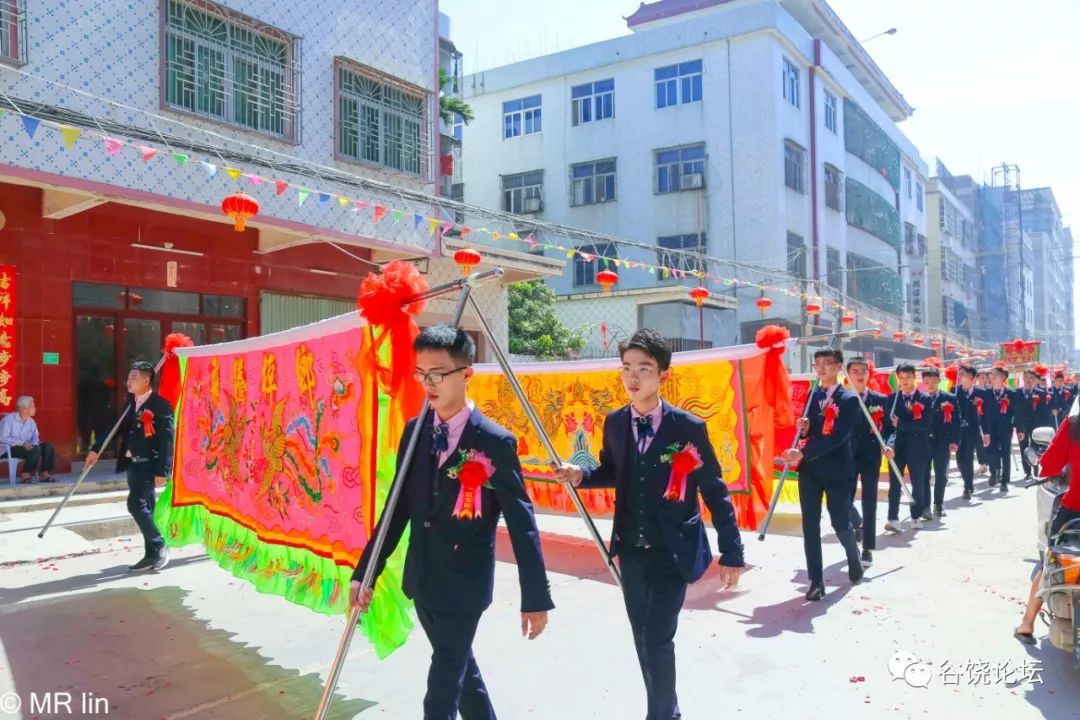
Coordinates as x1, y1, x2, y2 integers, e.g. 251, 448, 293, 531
571, 79, 614, 125
502, 171, 544, 214
656, 234, 705, 274
782, 58, 800, 108
784, 141, 805, 193
338, 61, 427, 175
655, 144, 705, 193
503, 95, 542, 138
827, 248, 843, 291
571, 159, 616, 206
844, 99, 900, 190
574, 243, 615, 287
904, 222, 917, 255
0, 0, 26, 65
824, 92, 837, 133
848, 252, 902, 314
824, 164, 842, 210
904, 167, 913, 199
655, 60, 702, 109
916, 182, 924, 212
164, 0, 298, 140
452, 112, 464, 142
787, 232, 806, 277
845, 178, 901, 249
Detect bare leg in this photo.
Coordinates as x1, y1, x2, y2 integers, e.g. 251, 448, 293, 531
1016, 570, 1043, 635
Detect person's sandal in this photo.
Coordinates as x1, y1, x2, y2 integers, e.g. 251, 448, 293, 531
1013, 629, 1037, 646
40, 475, 57, 483
18, 475, 34, 484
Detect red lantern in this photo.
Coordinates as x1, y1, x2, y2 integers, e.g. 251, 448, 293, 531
755, 295, 773, 315
453, 247, 482, 276
841, 313, 855, 326
689, 287, 709, 308
805, 299, 822, 314
221, 192, 259, 232
596, 269, 618, 293
872, 328, 882, 338
946, 343, 956, 352
893, 331, 905, 342
914, 337, 925, 346
931, 341, 942, 350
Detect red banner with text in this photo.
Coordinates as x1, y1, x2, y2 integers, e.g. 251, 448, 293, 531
0, 265, 15, 412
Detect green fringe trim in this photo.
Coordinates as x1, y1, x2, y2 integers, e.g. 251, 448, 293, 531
154, 367, 414, 658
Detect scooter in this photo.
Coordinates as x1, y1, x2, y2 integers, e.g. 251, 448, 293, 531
1025, 426, 1080, 668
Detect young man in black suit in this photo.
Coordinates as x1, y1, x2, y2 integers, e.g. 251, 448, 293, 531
985, 366, 1018, 492
1016, 369, 1054, 481
884, 364, 932, 531
85, 360, 175, 572
1050, 371, 1072, 426
844, 357, 894, 568
921, 368, 960, 519
554, 328, 746, 720
954, 365, 990, 501
350, 324, 553, 720
781, 348, 863, 600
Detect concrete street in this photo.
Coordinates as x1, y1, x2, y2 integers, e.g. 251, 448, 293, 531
1, 471, 1078, 719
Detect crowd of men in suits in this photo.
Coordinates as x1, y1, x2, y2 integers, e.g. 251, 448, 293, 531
788, 349, 1077, 601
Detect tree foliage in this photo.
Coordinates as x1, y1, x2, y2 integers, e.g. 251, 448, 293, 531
508, 281, 586, 359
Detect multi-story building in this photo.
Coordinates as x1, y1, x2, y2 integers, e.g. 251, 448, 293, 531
438, 11, 465, 204
461, 0, 928, 363
926, 161, 978, 341
0, 0, 553, 468
1022, 187, 1074, 363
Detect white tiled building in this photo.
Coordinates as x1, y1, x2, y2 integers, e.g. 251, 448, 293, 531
462, 0, 929, 363
926, 162, 978, 341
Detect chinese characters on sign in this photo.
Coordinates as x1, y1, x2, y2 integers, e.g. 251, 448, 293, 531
0, 265, 15, 412
1000, 339, 1040, 367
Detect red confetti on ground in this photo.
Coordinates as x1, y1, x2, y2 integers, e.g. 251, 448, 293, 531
849, 676, 866, 683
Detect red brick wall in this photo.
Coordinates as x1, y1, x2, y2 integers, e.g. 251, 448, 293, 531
0, 182, 370, 470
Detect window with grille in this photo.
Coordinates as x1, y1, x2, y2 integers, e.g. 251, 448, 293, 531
0, 0, 26, 65
904, 167, 913, 199
573, 243, 615, 287
571, 79, 614, 125
655, 144, 705, 193
782, 58, 800, 108
824, 165, 842, 210
338, 61, 427, 175
824, 92, 837, 133
916, 182, 924, 212
571, 159, 616, 206
164, 0, 299, 140
784, 141, 805, 193
503, 95, 542, 138
827, 247, 843, 291
655, 60, 702, 108
502, 171, 544, 214
656, 234, 705, 274
904, 223, 916, 255
787, 232, 806, 276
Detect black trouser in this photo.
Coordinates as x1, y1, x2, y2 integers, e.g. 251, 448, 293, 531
957, 428, 981, 493
927, 439, 952, 508
1018, 432, 1034, 477
9, 442, 55, 474
889, 436, 929, 521
798, 467, 860, 585
414, 603, 495, 720
619, 546, 686, 720
848, 453, 881, 550
126, 462, 164, 558
987, 431, 1013, 487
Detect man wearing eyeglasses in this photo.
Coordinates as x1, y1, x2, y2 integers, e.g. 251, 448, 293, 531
350, 324, 553, 720
780, 348, 863, 601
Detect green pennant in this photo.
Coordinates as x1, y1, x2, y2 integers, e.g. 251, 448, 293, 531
172, 152, 190, 165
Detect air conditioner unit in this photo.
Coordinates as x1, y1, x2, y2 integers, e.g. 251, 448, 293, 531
523, 197, 542, 213
680, 173, 704, 190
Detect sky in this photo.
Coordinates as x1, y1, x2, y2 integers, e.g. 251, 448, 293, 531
440, 0, 1080, 345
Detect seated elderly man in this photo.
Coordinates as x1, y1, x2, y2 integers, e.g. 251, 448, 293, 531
0, 396, 56, 483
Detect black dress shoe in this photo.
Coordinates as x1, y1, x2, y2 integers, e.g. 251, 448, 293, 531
128, 557, 156, 572
962, 490, 972, 501
805, 583, 826, 601
849, 559, 865, 584
860, 549, 873, 568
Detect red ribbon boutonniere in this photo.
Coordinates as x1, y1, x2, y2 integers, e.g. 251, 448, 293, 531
999, 397, 1010, 414
659, 442, 704, 502
1032, 394, 1041, 409
446, 449, 495, 520
941, 402, 954, 424
869, 406, 885, 432
822, 404, 839, 436
975, 397, 984, 416
140, 409, 155, 438
1067, 390, 1073, 401
911, 402, 925, 421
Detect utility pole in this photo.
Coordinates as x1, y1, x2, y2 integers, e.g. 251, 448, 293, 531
991, 163, 1025, 338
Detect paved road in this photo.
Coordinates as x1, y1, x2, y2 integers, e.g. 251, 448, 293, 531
0, 474, 1077, 719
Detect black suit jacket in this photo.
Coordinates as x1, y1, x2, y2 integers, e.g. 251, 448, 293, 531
983, 387, 1018, 437
851, 389, 893, 463
579, 401, 745, 583
93, 393, 174, 477
799, 384, 860, 478
925, 391, 961, 446
1015, 388, 1054, 431
886, 389, 933, 452
353, 408, 554, 615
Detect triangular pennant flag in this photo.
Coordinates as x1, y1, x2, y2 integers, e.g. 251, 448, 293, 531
225, 167, 242, 181
21, 116, 40, 139
414, 213, 423, 229
524, 233, 535, 245
275, 180, 289, 196
565, 250, 576, 259
172, 152, 189, 165
508, 233, 519, 240
373, 205, 388, 222
105, 138, 124, 156
428, 218, 440, 236
201, 161, 218, 176
337, 196, 350, 208
0, 110, 5, 123
460, 226, 471, 237
318, 193, 330, 207
354, 200, 369, 212
544, 244, 553, 251
491, 232, 502, 241
139, 146, 158, 162
391, 209, 403, 224
59, 126, 81, 149
602, 257, 612, 268
247, 174, 264, 186
439, 221, 454, 236
297, 189, 310, 206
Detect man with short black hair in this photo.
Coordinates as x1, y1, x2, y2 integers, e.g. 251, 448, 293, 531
922, 368, 960, 518
844, 357, 893, 568
1016, 369, 1053, 481
885, 364, 932, 530
985, 367, 1018, 492
955, 365, 990, 501
0, 396, 56, 483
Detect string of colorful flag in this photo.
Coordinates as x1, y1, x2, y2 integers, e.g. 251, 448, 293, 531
1, 108, 995, 357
